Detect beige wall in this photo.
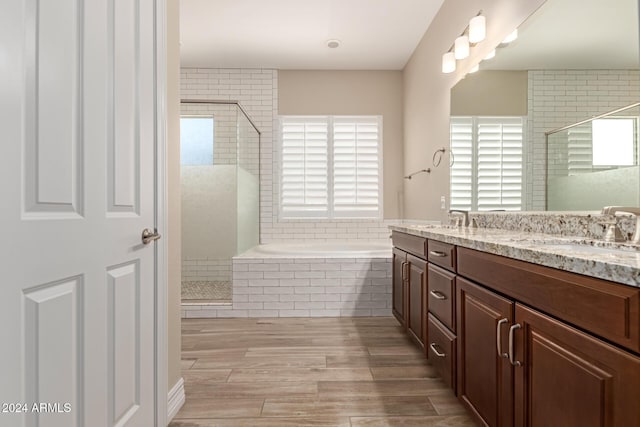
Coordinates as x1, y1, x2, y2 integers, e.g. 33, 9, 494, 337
167, 0, 182, 392
278, 70, 404, 218
403, 0, 545, 220
450, 70, 528, 116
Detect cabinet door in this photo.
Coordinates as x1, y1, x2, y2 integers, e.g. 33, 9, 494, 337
514, 304, 640, 427
392, 247, 407, 327
407, 254, 427, 348
457, 278, 515, 427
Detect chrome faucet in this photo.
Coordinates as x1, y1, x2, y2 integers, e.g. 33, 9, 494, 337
449, 210, 469, 227
601, 206, 640, 244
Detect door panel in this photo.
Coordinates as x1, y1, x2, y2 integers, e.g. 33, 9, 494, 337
514, 304, 640, 427
1, 0, 158, 425
392, 247, 406, 326
407, 254, 427, 348
457, 278, 515, 427
24, 0, 83, 216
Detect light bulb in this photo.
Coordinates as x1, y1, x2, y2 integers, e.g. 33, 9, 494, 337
454, 36, 470, 60
442, 52, 456, 73
469, 15, 486, 43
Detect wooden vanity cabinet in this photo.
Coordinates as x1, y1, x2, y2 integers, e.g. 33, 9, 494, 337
457, 247, 640, 427
391, 232, 428, 347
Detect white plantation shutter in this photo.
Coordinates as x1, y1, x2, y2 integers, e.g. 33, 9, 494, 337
333, 117, 381, 216
450, 117, 474, 211
280, 116, 382, 218
450, 116, 524, 211
567, 125, 593, 174
280, 117, 329, 216
477, 117, 523, 211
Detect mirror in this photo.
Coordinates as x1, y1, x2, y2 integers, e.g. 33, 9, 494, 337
450, 0, 640, 212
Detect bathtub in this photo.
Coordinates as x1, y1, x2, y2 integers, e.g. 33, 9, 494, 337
237, 240, 392, 258
181, 240, 393, 319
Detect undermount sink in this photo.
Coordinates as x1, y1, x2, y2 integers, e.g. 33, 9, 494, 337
538, 242, 639, 256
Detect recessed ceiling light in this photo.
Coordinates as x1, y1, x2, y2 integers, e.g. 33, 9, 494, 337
327, 39, 341, 49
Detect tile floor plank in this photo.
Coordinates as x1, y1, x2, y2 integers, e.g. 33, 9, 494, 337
170, 317, 473, 426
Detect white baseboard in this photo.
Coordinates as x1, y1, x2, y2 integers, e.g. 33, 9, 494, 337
167, 377, 185, 422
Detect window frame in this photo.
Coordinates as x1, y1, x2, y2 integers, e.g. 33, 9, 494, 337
278, 115, 384, 220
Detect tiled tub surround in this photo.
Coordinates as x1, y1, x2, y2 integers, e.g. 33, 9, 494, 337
391, 224, 640, 287
182, 242, 393, 318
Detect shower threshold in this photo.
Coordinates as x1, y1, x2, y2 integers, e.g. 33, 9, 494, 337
181, 280, 232, 305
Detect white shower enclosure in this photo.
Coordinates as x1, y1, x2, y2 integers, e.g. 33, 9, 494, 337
180, 100, 260, 301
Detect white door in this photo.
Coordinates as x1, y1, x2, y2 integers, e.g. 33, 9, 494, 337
0, 1, 159, 426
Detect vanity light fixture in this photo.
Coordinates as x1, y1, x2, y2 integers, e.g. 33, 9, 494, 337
469, 15, 486, 43
441, 11, 486, 74
502, 29, 518, 44
454, 35, 470, 60
442, 51, 456, 73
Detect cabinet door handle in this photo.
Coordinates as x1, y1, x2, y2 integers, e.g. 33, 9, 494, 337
429, 343, 446, 358
496, 318, 509, 359
508, 323, 522, 367
401, 261, 407, 281
429, 290, 447, 300
429, 250, 447, 258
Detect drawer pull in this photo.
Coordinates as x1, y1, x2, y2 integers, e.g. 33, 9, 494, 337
508, 323, 522, 367
430, 290, 447, 300
429, 343, 446, 357
496, 318, 509, 359
429, 250, 447, 258
401, 261, 409, 282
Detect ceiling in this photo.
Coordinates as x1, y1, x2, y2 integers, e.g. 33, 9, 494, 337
484, 0, 639, 70
179, 0, 445, 70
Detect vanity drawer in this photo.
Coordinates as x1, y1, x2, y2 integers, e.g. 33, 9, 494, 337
428, 264, 456, 332
392, 231, 427, 259
457, 247, 640, 353
428, 240, 457, 272
427, 313, 456, 391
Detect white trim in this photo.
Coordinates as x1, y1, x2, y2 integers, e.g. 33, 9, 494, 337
154, 0, 169, 426
167, 377, 185, 422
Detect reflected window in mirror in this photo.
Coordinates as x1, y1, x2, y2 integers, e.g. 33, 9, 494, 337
592, 118, 636, 166
450, 116, 524, 211
180, 116, 214, 166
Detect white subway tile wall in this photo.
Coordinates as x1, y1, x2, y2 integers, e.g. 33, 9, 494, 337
180, 68, 391, 243
181, 257, 393, 318
525, 70, 640, 210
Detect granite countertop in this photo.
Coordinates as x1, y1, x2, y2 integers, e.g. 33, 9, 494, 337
390, 224, 640, 288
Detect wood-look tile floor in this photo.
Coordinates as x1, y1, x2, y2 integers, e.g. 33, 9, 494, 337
170, 317, 475, 427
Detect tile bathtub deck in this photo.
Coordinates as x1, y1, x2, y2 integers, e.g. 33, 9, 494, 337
170, 317, 474, 427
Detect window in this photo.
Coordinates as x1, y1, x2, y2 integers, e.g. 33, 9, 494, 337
180, 116, 214, 165
280, 116, 382, 218
450, 116, 524, 211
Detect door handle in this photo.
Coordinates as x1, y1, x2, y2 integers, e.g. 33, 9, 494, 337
429, 290, 447, 300
508, 323, 522, 367
496, 318, 509, 359
429, 250, 447, 257
429, 343, 446, 358
142, 228, 162, 245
